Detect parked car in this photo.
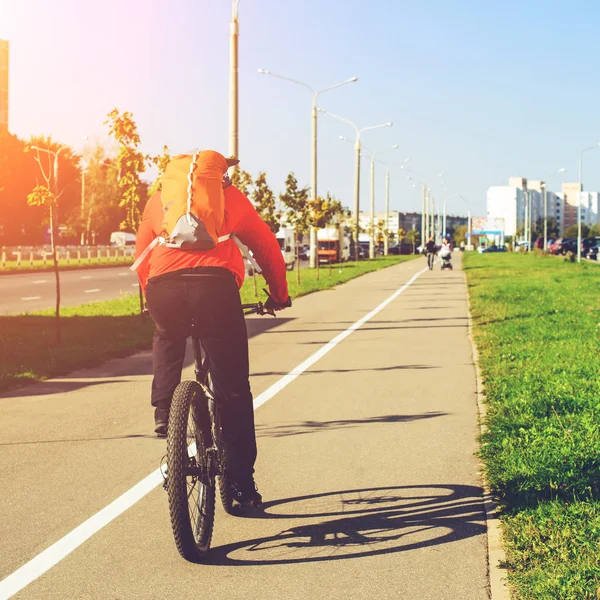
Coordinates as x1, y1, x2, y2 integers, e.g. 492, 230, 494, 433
481, 245, 507, 253
550, 238, 574, 255
585, 245, 599, 260
298, 244, 310, 261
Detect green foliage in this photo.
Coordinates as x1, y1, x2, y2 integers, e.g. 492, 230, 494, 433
104, 108, 147, 232
27, 185, 56, 207
453, 224, 468, 245
279, 172, 310, 236
564, 223, 590, 238
251, 172, 281, 234
465, 251, 600, 598
308, 193, 343, 230
230, 168, 253, 197
80, 144, 122, 244
147, 145, 171, 196
406, 228, 420, 251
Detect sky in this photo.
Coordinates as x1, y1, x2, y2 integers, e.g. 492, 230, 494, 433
2, 0, 600, 218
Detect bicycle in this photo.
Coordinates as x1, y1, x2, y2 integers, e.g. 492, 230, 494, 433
163, 298, 274, 561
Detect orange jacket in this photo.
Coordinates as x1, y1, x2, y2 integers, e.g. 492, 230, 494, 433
134, 185, 289, 303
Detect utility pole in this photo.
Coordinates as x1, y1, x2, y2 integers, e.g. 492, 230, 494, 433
229, 0, 240, 165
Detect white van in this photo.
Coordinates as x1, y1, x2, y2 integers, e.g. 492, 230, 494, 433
110, 231, 136, 247
276, 227, 296, 271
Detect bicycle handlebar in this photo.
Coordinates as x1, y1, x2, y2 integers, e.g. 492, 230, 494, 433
242, 301, 275, 317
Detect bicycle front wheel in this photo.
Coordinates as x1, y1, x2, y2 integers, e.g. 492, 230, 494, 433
166, 380, 215, 561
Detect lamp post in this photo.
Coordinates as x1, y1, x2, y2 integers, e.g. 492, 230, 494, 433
229, 0, 241, 165
367, 145, 398, 258
577, 143, 600, 262
259, 70, 357, 268
407, 175, 430, 250
539, 167, 567, 252
318, 108, 392, 261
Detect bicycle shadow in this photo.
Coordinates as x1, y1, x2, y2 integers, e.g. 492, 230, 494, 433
204, 484, 485, 566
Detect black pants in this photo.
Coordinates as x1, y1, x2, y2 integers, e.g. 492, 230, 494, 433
145, 267, 256, 484
427, 252, 436, 269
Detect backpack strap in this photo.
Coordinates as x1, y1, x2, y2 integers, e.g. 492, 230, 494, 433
223, 233, 263, 274
129, 233, 263, 275
130, 237, 165, 272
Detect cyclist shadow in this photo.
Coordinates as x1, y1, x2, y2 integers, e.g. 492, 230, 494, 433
205, 484, 485, 566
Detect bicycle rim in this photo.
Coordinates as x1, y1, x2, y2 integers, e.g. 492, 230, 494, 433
166, 380, 215, 560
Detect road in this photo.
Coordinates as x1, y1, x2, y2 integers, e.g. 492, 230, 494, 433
0, 266, 139, 315
0, 262, 309, 315
0, 255, 489, 600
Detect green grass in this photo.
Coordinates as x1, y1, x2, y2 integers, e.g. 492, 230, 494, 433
0, 255, 416, 392
464, 251, 600, 599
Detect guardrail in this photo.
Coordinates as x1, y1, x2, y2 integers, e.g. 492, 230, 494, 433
0, 245, 136, 269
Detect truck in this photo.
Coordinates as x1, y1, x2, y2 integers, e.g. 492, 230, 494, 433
275, 227, 296, 271
317, 227, 350, 264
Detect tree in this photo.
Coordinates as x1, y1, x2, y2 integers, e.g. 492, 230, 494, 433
280, 172, 310, 283
453, 224, 468, 246
406, 229, 420, 254
308, 193, 344, 277
589, 223, 600, 237
148, 145, 171, 196
0, 132, 80, 245
230, 168, 253, 197
565, 223, 590, 238
26, 153, 62, 343
80, 146, 123, 244
251, 172, 281, 234
104, 109, 147, 232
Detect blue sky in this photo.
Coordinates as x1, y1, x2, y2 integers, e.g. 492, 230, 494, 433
2, 0, 600, 217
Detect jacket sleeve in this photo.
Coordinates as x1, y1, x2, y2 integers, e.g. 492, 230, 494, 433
134, 194, 159, 295
227, 187, 289, 303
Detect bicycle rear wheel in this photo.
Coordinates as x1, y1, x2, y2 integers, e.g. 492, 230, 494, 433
215, 419, 234, 514
166, 380, 215, 560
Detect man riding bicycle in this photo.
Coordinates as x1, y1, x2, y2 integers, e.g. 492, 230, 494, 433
134, 150, 291, 509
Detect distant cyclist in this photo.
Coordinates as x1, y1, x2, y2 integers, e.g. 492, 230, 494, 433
134, 150, 291, 509
425, 236, 437, 270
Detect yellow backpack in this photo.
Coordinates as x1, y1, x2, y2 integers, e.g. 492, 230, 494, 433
131, 150, 261, 274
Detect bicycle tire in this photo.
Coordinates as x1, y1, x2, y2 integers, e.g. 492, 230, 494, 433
166, 380, 215, 560
216, 426, 234, 514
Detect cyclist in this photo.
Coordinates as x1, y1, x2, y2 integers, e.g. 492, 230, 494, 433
425, 235, 437, 270
134, 150, 291, 509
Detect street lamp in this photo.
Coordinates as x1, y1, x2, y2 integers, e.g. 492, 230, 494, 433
259, 69, 357, 268
364, 145, 399, 257
442, 192, 459, 241
459, 196, 472, 249
318, 108, 392, 261
229, 0, 241, 165
407, 175, 431, 249
577, 143, 600, 262
540, 167, 567, 252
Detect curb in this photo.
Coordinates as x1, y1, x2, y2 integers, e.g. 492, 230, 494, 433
464, 270, 512, 600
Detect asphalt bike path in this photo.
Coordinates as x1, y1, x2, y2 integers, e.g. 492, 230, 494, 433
1, 255, 488, 599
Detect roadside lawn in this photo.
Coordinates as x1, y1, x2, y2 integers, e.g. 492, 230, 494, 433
0, 255, 417, 392
464, 251, 600, 600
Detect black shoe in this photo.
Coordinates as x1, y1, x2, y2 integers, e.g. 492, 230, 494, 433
154, 407, 169, 438
230, 479, 263, 510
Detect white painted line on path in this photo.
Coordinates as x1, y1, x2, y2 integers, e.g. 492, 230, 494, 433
253, 267, 427, 409
21, 296, 42, 301
32, 280, 47, 284
118, 273, 128, 277
80, 276, 92, 280
83, 289, 100, 294
131, 284, 139, 288
0, 265, 427, 599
